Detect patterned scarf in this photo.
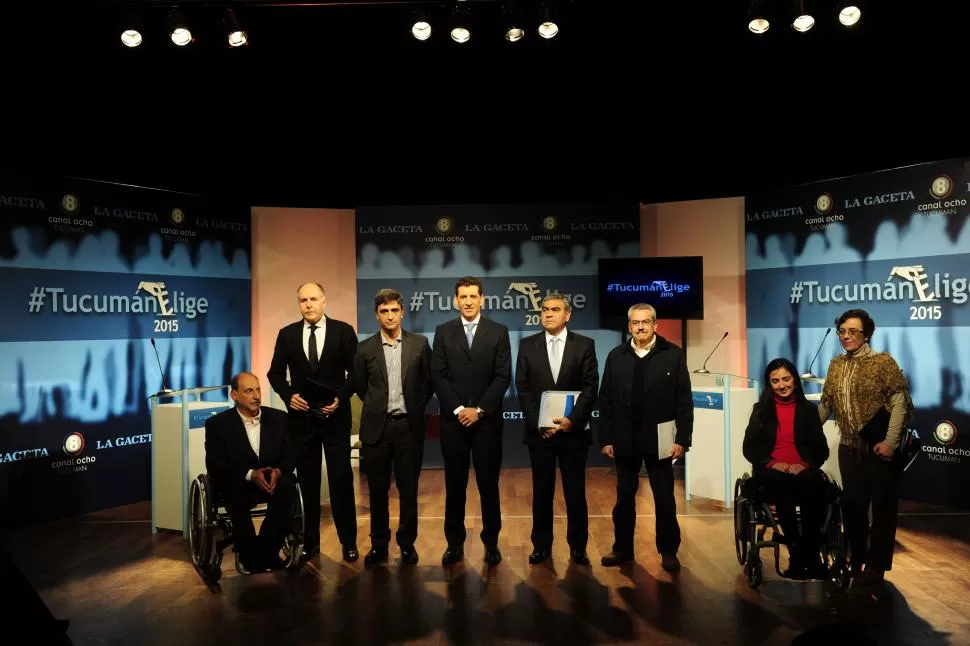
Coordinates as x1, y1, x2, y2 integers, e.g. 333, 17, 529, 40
820, 343, 912, 448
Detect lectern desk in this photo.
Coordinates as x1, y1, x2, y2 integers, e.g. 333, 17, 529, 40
149, 386, 231, 536
688, 373, 758, 508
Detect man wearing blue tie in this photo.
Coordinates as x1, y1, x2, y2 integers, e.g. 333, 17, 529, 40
431, 276, 512, 567
515, 293, 599, 566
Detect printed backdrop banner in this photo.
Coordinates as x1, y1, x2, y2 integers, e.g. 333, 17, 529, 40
0, 180, 252, 527
355, 204, 640, 468
745, 158, 970, 507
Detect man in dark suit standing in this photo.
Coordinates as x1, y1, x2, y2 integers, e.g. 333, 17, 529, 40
354, 288, 433, 566
431, 276, 512, 566
268, 282, 359, 562
596, 303, 693, 572
515, 293, 599, 566
205, 371, 296, 572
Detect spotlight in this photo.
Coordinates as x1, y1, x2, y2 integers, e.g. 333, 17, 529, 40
224, 9, 248, 47
792, 1, 814, 32
748, 17, 769, 34
747, 0, 771, 34
502, 2, 526, 42
411, 10, 431, 41
450, 4, 472, 44
537, 3, 559, 39
168, 10, 192, 46
838, 4, 862, 26
120, 13, 143, 47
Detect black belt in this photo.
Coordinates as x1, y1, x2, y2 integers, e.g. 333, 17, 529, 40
386, 412, 408, 420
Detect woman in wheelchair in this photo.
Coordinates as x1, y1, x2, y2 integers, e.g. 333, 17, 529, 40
742, 358, 830, 580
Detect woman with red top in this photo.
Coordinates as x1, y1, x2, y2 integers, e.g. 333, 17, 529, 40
743, 358, 830, 579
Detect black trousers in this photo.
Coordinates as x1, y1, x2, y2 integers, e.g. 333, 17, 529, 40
612, 452, 680, 556
222, 474, 296, 565
362, 417, 423, 549
441, 423, 503, 547
528, 442, 588, 552
753, 467, 827, 560
296, 425, 357, 549
839, 444, 900, 571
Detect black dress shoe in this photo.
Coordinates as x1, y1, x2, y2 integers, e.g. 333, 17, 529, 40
400, 546, 419, 565
601, 551, 633, 567
528, 549, 551, 565
570, 550, 590, 566
364, 547, 388, 566
301, 546, 320, 561
661, 553, 681, 572
484, 545, 503, 566
441, 545, 464, 566
343, 546, 360, 562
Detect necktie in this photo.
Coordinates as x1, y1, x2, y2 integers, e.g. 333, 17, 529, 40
465, 323, 476, 348
550, 337, 561, 383
308, 324, 319, 373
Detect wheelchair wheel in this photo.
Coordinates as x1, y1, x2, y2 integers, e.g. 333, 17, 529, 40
827, 554, 850, 589
744, 555, 764, 589
282, 481, 306, 570
733, 476, 751, 566
189, 475, 221, 582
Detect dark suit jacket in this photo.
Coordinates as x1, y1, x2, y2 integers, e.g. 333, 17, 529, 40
204, 406, 295, 491
594, 334, 694, 457
353, 329, 433, 444
742, 399, 829, 469
267, 316, 358, 435
515, 329, 599, 447
431, 316, 512, 432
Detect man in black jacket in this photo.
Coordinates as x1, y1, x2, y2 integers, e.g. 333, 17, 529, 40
353, 289, 433, 566
431, 276, 512, 566
267, 282, 359, 562
516, 293, 599, 566
595, 303, 693, 571
205, 372, 296, 572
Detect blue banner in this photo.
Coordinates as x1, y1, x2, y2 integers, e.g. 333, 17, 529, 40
355, 204, 640, 468
0, 180, 252, 527
745, 158, 970, 508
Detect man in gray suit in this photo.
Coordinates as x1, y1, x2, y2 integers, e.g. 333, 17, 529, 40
353, 288, 433, 566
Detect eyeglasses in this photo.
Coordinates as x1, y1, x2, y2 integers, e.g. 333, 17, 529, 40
837, 328, 863, 337
629, 319, 656, 327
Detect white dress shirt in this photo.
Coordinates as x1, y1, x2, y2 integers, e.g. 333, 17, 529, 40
454, 314, 482, 416
238, 408, 261, 482
545, 328, 568, 382
303, 315, 326, 363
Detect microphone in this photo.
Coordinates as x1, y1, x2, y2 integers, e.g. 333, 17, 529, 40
694, 331, 728, 374
800, 328, 831, 381
150, 338, 174, 397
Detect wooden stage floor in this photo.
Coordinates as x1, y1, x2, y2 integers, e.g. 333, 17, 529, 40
2, 467, 968, 646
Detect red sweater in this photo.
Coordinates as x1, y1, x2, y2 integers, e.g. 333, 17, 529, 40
767, 397, 808, 468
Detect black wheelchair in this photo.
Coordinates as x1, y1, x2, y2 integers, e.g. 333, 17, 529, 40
188, 472, 306, 583
732, 471, 850, 589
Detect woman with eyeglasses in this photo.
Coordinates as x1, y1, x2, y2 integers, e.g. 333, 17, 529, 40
817, 308, 912, 586
742, 357, 829, 579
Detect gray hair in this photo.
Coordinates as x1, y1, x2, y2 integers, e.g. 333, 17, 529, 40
627, 303, 656, 322
541, 292, 571, 313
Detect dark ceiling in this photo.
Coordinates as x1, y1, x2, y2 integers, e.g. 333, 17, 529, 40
16, 1, 970, 206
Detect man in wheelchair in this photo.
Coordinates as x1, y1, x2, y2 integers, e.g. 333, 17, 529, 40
742, 358, 830, 580
204, 371, 297, 574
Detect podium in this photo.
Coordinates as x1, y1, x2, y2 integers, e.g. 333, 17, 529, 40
802, 377, 842, 487
688, 373, 758, 508
149, 386, 232, 536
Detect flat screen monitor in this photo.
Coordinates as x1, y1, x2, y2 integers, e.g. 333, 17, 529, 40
597, 256, 704, 326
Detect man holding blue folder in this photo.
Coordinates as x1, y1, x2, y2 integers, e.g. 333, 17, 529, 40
515, 293, 599, 566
